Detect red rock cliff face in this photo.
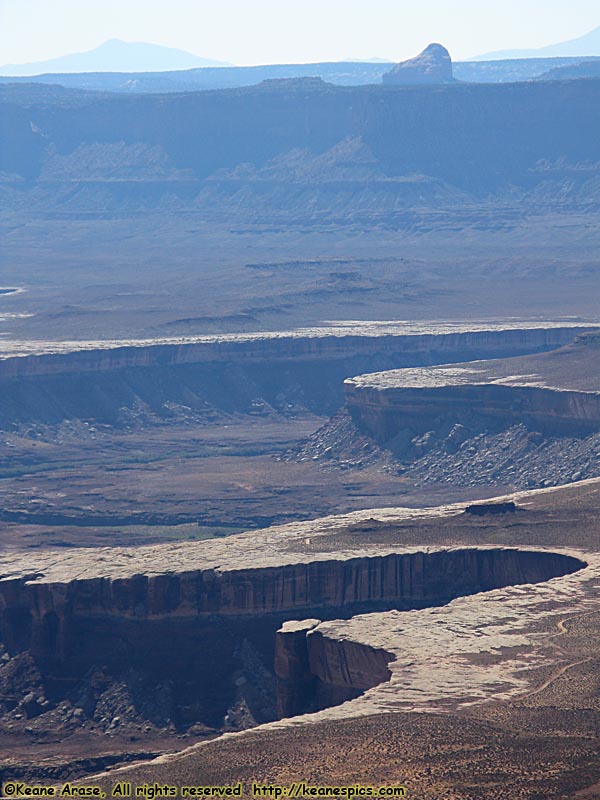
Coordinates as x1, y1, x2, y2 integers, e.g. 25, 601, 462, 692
308, 628, 393, 697
275, 620, 394, 718
0, 548, 585, 725
0, 548, 584, 664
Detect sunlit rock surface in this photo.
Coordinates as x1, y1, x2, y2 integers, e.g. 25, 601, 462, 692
1, 482, 598, 728
0, 320, 594, 429
345, 331, 600, 438
383, 44, 454, 86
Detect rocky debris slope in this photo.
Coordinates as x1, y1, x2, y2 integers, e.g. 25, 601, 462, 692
284, 407, 397, 471
287, 408, 600, 490
0, 633, 276, 781
402, 424, 600, 489
307, 333, 600, 488
383, 43, 454, 85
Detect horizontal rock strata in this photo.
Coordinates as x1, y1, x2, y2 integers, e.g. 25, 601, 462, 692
0, 323, 591, 379
0, 510, 587, 726
345, 332, 600, 438
0, 547, 584, 660
0, 323, 594, 427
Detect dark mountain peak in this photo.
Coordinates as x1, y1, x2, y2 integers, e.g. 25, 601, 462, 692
383, 43, 454, 85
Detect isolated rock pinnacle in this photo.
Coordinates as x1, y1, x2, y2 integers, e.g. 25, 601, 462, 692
383, 43, 454, 85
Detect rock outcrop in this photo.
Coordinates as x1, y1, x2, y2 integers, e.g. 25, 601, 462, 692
307, 626, 394, 710
465, 501, 517, 516
344, 332, 600, 440
0, 323, 591, 427
1, 323, 589, 379
383, 43, 454, 85
288, 407, 600, 491
275, 619, 321, 717
0, 529, 585, 730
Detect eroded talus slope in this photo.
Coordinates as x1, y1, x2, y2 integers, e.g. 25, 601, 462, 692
294, 332, 600, 490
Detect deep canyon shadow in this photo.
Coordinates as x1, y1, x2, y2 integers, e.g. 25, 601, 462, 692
0, 547, 585, 732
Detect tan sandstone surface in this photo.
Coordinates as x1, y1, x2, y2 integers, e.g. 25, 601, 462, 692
3, 480, 600, 796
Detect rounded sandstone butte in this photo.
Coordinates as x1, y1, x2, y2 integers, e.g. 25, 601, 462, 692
383, 43, 454, 85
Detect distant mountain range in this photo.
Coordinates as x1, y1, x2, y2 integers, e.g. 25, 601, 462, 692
2, 56, 600, 94
472, 25, 600, 61
0, 39, 231, 76
4, 31, 600, 88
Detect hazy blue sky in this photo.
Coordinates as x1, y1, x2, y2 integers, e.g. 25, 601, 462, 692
1, 0, 599, 65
